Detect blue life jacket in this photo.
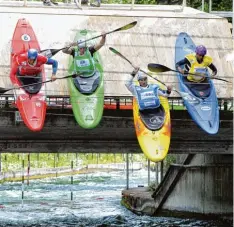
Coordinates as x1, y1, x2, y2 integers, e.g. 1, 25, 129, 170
135, 84, 160, 110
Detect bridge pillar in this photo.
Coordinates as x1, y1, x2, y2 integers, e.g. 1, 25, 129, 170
154, 154, 233, 217
122, 154, 233, 219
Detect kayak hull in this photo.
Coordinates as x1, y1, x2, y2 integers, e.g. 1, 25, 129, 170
10, 18, 46, 132
67, 30, 104, 129
133, 81, 171, 162
175, 32, 219, 134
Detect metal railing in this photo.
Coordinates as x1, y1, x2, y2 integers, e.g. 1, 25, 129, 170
0, 95, 233, 111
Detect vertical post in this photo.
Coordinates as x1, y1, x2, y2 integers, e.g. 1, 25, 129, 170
23, 0, 27, 7
160, 160, 164, 183
126, 153, 129, 189
202, 0, 205, 11
37, 153, 39, 168
21, 155, 25, 207
27, 153, 30, 186
131, 0, 135, 10
71, 160, 73, 202
182, 0, 186, 8
209, 0, 212, 13
148, 159, 150, 186
155, 162, 158, 185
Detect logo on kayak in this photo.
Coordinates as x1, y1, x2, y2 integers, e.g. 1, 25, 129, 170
201, 106, 211, 111
183, 46, 193, 54
21, 34, 31, 42
150, 116, 164, 125
199, 91, 204, 96
80, 30, 88, 36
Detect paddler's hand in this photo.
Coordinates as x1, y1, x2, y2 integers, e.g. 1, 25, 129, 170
131, 67, 140, 77
13, 84, 19, 89
178, 67, 185, 75
101, 32, 106, 39
51, 74, 57, 81
166, 85, 172, 95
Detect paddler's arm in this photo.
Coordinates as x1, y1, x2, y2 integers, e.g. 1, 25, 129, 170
93, 33, 106, 51
10, 55, 21, 87
62, 46, 75, 55
45, 58, 58, 81
176, 58, 190, 75
158, 86, 172, 98
208, 63, 217, 77
125, 67, 139, 96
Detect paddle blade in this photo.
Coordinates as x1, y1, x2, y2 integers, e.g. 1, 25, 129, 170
109, 47, 132, 65
114, 21, 137, 32
40, 48, 61, 58
0, 87, 10, 94
148, 63, 172, 73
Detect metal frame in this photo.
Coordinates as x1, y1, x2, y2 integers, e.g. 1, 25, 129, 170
0, 95, 233, 111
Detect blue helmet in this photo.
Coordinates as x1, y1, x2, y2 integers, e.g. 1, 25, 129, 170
195, 45, 207, 56
27, 49, 38, 60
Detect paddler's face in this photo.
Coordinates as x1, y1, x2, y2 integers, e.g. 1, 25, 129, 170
79, 47, 86, 55
138, 77, 148, 87
28, 58, 36, 65
196, 54, 204, 62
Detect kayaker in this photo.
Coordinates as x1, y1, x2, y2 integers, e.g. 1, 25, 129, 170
175, 45, 218, 83
62, 33, 106, 77
125, 67, 172, 111
10, 48, 58, 90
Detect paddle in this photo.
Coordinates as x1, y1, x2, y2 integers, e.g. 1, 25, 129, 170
40, 21, 137, 58
0, 74, 78, 95
109, 47, 192, 99
148, 63, 231, 83
109, 47, 167, 87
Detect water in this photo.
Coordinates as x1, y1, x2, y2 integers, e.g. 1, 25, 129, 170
0, 169, 232, 227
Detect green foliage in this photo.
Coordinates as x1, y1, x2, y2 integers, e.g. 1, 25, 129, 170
0, 153, 147, 172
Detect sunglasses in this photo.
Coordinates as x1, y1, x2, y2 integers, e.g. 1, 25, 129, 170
139, 78, 147, 81
196, 54, 204, 57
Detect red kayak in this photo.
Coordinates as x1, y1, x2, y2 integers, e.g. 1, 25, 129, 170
10, 18, 46, 132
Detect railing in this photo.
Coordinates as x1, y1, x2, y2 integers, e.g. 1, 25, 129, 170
0, 94, 233, 111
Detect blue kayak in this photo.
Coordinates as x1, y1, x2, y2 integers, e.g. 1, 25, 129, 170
175, 32, 219, 134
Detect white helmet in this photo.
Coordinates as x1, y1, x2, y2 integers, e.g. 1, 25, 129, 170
77, 39, 86, 49
137, 71, 147, 81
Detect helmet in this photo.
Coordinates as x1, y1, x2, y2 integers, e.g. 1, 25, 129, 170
137, 71, 147, 81
77, 39, 86, 49
195, 45, 207, 56
27, 49, 38, 60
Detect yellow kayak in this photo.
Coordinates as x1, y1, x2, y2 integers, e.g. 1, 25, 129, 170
133, 82, 171, 162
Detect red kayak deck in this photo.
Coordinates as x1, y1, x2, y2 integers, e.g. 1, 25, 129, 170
10, 18, 46, 132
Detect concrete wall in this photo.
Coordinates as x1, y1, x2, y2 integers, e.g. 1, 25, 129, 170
162, 154, 233, 215
0, 5, 233, 97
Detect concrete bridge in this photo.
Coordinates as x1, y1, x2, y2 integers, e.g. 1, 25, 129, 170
0, 95, 232, 154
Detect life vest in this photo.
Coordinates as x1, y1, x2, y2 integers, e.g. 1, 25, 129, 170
16, 54, 47, 75
134, 84, 160, 111
185, 54, 212, 82
73, 47, 96, 77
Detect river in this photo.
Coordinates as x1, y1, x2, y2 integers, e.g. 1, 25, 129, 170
0, 169, 232, 227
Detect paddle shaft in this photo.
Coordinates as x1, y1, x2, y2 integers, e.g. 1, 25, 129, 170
40, 21, 137, 57
0, 74, 77, 94
148, 63, 231, 83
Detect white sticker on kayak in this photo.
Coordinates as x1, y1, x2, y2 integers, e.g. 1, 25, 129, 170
183, 46, 193, 53
21, 34, 31, 42
150, 116, 164, 124
201, 106, 211, 111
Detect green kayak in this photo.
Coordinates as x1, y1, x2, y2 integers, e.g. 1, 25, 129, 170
67, 30, 104, 129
